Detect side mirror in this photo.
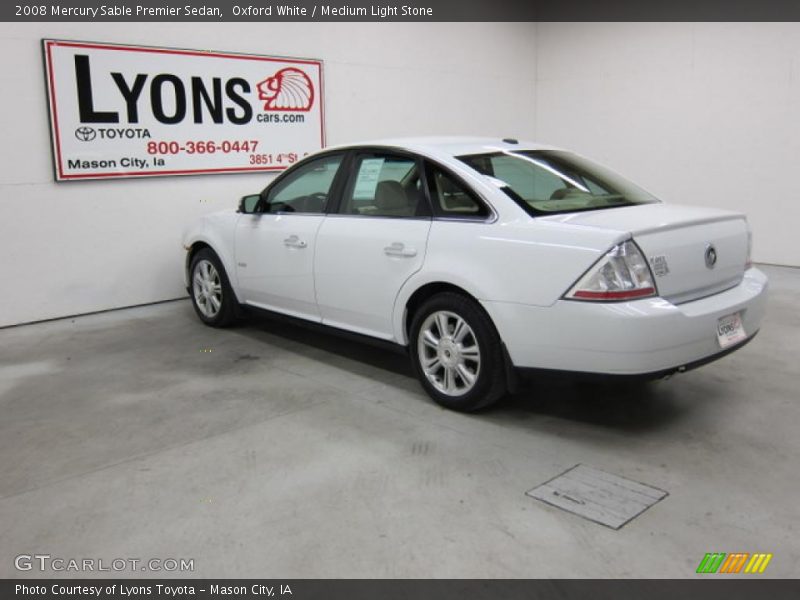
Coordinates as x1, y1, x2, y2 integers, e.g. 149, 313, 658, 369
238, 194, 261, 214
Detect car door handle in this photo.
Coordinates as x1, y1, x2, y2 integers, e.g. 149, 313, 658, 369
283, 235, 307, 249
384, 242, 417, 257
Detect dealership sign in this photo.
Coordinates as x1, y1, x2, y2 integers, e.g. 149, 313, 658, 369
43, 40, 325, 180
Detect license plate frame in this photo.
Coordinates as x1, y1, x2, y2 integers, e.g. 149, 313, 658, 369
717, 312, 746, 349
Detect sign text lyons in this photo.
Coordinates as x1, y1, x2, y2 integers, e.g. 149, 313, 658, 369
44, 40, 325, 180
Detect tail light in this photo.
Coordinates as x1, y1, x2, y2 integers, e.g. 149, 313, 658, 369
565, 240, 657, 301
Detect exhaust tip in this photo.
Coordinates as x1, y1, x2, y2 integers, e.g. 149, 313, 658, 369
662, 365, 687, 380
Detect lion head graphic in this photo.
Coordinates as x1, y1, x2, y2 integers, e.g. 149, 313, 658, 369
256, 68, 314, 111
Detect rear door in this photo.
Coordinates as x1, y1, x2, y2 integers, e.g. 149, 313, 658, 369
314, 151, 432, 339
235, 153, 345, 321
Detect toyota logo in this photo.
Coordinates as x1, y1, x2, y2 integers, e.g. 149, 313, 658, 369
75, 126, 96, 142
705, 243, 718, 269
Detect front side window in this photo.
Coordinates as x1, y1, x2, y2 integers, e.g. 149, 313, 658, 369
264, 153, 344, 214
339, 154, 428, 218
458, 151, 659, 215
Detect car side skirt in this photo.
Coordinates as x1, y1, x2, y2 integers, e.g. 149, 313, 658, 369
240, 304, 409, 356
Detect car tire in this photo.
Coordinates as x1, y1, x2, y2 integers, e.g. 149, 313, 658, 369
409, 292, 507, 411
189, 248, 239, 328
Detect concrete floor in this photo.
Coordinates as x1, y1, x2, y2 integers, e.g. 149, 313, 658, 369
1, 264, 798, 578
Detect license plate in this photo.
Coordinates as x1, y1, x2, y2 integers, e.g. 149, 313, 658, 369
717, 312, 746, 348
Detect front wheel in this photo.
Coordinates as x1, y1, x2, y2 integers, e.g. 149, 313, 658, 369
189, 248, 239, 327
409, 292, 507, 411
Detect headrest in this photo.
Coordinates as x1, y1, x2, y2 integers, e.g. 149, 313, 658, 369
374, 180, 408, 210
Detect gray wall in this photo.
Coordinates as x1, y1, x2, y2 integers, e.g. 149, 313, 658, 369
3, 22, 797, 327
0, 23, 537, 327
534, 22, 800, 267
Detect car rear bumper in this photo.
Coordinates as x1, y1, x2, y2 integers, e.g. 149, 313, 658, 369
483, 267, 768, 376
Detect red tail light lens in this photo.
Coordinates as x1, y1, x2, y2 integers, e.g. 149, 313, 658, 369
566, 240, 657, 302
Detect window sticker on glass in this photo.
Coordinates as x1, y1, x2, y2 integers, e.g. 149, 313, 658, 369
352, 158, 385, 200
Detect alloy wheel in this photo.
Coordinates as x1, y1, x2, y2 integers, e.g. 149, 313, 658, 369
417, 310, 481, 396
192, 259, 223, 318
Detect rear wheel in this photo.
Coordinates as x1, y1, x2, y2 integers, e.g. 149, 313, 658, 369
189, 248, 239, 327
409, 292, 507, 411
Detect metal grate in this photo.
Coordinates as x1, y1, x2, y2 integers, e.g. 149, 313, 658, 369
526, 464, 668, 530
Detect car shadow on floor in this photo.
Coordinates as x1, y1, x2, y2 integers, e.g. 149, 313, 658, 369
239, 310, 412, 376
230, 308, 706, 434
496, 377, 694, 433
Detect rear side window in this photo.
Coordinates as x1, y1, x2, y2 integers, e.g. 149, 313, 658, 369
425, 162, 490, 219
339, 153, 429, 218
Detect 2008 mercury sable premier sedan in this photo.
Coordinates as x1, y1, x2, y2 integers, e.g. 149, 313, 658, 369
183, 137, 768, 411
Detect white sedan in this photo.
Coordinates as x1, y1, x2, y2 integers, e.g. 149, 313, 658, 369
183, 137, 768, 411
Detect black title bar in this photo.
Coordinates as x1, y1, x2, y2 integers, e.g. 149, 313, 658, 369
4, 580, 800, 600
7, 0, 800, 21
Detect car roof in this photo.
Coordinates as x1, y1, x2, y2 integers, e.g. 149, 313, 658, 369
323, 136, 563, 158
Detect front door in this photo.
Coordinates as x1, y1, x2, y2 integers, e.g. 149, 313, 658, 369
235, 153, 345, 321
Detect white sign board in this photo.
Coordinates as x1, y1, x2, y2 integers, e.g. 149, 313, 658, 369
352, 158, 385, 200
43, 40, 325, 181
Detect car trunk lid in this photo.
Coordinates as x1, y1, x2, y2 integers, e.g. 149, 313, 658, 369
541, 203, 749, 303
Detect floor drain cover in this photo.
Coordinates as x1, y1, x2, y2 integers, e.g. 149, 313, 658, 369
526, 464, 668, 529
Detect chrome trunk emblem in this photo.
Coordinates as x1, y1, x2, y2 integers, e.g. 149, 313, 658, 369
705, 244, 718, 269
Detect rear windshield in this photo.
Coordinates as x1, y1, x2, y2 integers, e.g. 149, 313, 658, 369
458, 150, 659, 215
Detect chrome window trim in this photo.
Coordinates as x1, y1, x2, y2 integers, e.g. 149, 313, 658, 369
323, 213, 433, 221
246, 211, 327, 217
